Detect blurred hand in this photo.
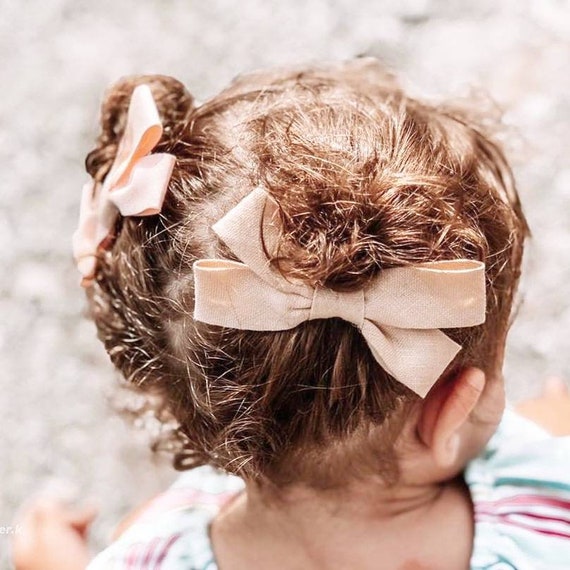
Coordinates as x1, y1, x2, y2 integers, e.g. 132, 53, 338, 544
11, 494, 96, 570
516, 377, 570, 436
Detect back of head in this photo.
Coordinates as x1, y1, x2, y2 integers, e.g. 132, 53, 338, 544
84, 58, 528, 489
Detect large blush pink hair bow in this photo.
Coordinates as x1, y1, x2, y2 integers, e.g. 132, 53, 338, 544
72, 84, 175, 287
193, 187, 486, 397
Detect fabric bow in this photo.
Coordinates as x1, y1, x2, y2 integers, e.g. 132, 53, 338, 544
193, 187, 486, 397
72, 84, 176, 287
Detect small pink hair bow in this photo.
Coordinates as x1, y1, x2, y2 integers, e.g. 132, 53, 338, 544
72, 84, 175, 287
193, 187, 486, 397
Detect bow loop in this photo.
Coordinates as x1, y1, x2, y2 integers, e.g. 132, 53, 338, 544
105, 85, 164, 189
193, 259, 311, 330
212, 187, 285, 290
363, 260, 486, 329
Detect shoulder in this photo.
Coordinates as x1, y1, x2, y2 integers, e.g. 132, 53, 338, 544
87, 466, 244, 570
466, 409, 570, 569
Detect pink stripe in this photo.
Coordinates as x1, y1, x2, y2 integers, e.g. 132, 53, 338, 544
140, 537, 160, 567
511, 510, 570, 525
474, 492, 570, 539
123, 539, 160, 569
476, 505, 570, 525
478, 493, 570, 511
153, 533, 182, 570
495, 515, 570, 540
125, 542, 141, 570
477, 508, 570, 539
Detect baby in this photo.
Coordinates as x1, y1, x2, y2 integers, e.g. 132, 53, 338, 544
12, 58, 570, 569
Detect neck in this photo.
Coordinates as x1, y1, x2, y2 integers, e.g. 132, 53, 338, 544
211, 475, 474, 570
247, 475, 446, 519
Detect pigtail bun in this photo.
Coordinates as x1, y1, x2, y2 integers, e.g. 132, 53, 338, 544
85, 75, 195, 184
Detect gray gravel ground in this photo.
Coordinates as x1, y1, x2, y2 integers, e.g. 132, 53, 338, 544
1, 0, 569, 566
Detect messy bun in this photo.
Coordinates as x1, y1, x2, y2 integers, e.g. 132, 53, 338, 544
84, 60, 528, 489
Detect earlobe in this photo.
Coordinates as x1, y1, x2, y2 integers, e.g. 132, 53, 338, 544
421, 367, 486, 469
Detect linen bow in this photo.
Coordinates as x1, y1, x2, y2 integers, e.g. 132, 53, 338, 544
193, 187, 486, 397
72, 84, 175, 287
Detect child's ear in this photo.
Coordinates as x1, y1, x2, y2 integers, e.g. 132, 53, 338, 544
417, 367, 486, 468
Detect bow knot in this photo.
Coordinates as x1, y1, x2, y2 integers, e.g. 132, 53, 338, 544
310, 287, 365, 328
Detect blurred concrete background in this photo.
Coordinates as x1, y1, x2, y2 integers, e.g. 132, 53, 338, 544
0, 0, 569, 565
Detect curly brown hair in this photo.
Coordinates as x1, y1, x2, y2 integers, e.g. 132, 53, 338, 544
83, 58, 528, 490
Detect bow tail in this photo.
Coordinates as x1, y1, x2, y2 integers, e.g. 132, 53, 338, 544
360, 321, 462, 397
72, 181, 100, 282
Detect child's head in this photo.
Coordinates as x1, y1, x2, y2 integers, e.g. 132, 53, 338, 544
82, 58, 528, 491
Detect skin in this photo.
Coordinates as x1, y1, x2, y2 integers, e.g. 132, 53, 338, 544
210, 367, 498, 570
11, 372, 570, 570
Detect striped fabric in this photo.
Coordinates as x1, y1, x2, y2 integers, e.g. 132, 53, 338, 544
87, 468, 245, 569
466, 409, 570, 569
122, 535, 182, 569
88, 410, 570, 569
475, 495, 570, 540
